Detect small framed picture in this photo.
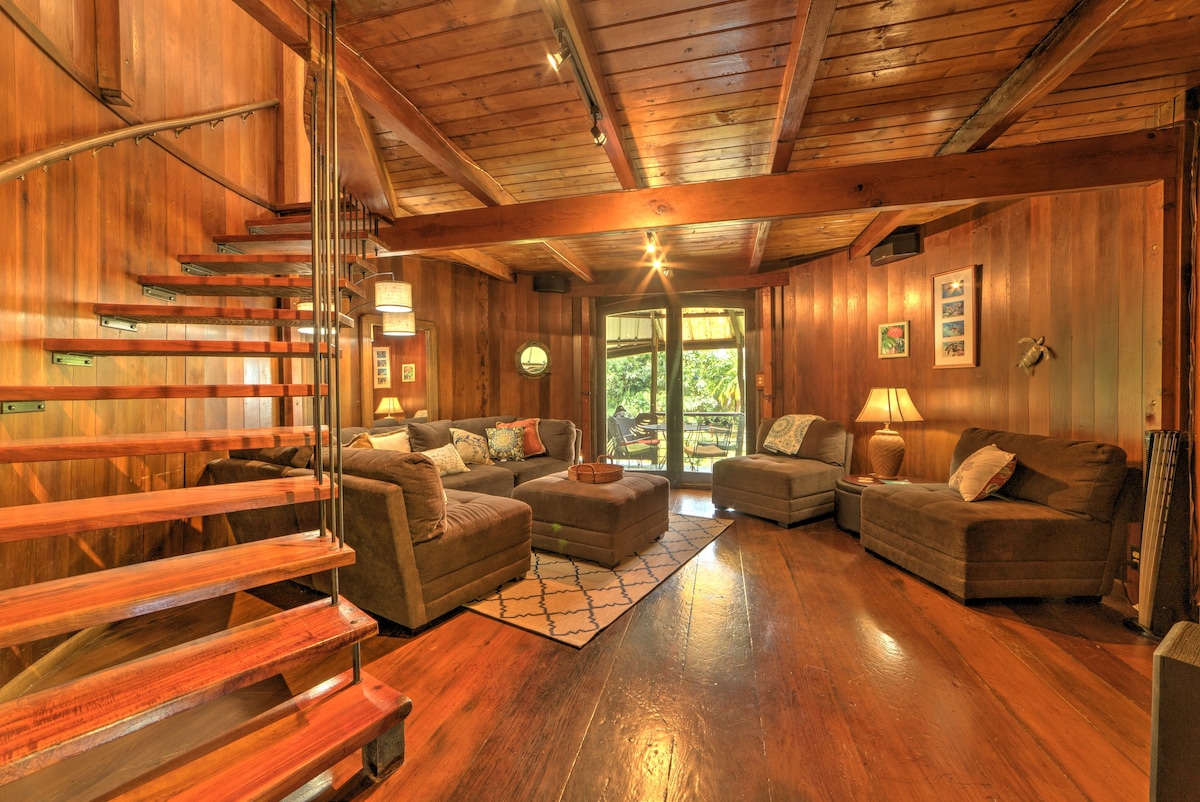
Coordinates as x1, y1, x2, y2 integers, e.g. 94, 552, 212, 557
932, 265, 979, 368
373, 346, 391, 388
401, 363, 416, 382
877, 321, 909, 359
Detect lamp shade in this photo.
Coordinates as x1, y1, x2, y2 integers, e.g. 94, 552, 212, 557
375, 396, 403, 416
382, 311, 415, 337
375, 280, 412, 313
855, 387, 924, 424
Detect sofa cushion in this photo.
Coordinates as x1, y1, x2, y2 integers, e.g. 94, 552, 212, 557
498, 417, 545, 456
487, 427, 525, 461
536, 418, 577, 463
860, 483, 1112, 563
712, 453, 843, 499
797, 419, 848, 465
439, 464, 516, 496
407, 419, 453, 451
338, 449, 446, 543
501, 456, 573, 485
951, 428, 1127, 521
949, 444, 1016, 501
413, 491, 531, 586
228, 446, 312, 468
346, 432, 374, 449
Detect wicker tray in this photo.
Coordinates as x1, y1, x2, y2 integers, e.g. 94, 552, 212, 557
568, 461, 624, 484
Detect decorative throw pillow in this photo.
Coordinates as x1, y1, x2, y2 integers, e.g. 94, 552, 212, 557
486, 426, 525, 462
369, 428, 411, 452
949, 444, 1017, 501
345, 431, 374, 449
498, 417, 545, 456
421, 442, 469, 476
450, 427, 492, 465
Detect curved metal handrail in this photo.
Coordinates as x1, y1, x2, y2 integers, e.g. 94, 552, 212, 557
0, 98, 279, 185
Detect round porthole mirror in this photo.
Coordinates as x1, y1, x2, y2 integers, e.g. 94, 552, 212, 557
516, 341, 551, 378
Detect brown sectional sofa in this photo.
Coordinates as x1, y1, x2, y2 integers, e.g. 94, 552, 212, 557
711, 417, 853, 526
859, 427, 1138, 602
204, 415, 578, 629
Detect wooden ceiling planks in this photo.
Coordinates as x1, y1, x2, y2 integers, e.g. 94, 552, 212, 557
229, 0, 1200, 283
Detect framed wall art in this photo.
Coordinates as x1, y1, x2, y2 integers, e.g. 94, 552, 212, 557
373, 346, 391, 388
932, 265, 979, 368
401, 363, 416, 382
877, 321, 909, 359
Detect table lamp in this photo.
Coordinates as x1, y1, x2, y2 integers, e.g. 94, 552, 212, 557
375, 396, 404, 422
855, 388, 923, 478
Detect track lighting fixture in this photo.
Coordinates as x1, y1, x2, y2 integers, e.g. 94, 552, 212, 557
645, 231, 658, 254
547, 44, 568, 71
590, 112, 606, 147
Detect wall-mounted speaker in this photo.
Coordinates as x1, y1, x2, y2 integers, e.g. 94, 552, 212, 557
869, 226, 922, 266
533, 274, 570, 293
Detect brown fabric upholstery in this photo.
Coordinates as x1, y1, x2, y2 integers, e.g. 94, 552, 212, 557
513, 472, 670, 567
713, 417, 852, 526
337, 449, 446, 542
860, 428, 1136, 601
952, 427, 1128, 521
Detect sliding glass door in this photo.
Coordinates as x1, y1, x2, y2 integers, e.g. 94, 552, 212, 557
600, 293, 753, 485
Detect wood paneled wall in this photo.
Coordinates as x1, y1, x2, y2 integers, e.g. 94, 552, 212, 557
0, 2, 288, 679
344, 258, 579, 427
779, 186, 1165, 481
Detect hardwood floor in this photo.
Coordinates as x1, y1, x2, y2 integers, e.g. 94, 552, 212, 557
7, 490, 1155, 800
316, 489, 1155, 802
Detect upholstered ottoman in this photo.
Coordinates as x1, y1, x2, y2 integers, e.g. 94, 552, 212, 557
512, 471, 670, 567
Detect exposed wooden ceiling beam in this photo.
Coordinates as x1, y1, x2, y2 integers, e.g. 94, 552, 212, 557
376, 130, 1178, 253
939, 0, 1147, 155
233, 0, 596, 283
748, 222, 772, 274
571, 270, 790, 298
847, 210, 913, 260
768, 0, 838, 174
540, 240, 595, 283
440, 250, 516, 283
540, 0, 639, 190
852, 0, 1145, 258
339, 76, 399, 220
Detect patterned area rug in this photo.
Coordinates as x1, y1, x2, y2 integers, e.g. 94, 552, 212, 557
466, 513, 732, 648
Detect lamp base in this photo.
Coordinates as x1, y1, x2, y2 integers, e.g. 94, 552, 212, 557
868, 428, 906, 479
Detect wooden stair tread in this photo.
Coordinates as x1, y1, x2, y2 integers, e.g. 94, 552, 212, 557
177, 252, 360, 276
0, 599, 377, 784
0, 425, 328, 464
94, 303, 353, 329
111, 670, 411, 802
0, 476, 333, 543
212, 231, 389, 256
137, 274, 365, 299
42, 339, 332, 357
0, 531, 351, 648
0, 384, 321, 401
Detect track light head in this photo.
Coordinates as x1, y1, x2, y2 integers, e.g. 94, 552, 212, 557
590, 121, 606, 147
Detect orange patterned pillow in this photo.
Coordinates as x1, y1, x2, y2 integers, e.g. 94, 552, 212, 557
497, 418, 546, 456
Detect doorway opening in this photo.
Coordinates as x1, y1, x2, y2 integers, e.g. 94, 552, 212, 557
599, 294, 753, 485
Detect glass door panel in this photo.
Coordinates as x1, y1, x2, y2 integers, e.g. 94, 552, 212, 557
604, 309, 666, 471
680, 307, 746, 478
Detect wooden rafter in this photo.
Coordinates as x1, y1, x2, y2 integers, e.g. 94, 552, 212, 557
939, 0, 1147, 155
440, 251, 516, 283
233, 0, 593, 283
852, 0, 1146, 258
748, 222, 772, 274
338, 76, 400, 220
540, 240, 596, 283
376, 130, 1179, 253
539, 0, 640, 190
768, 0, 838, 174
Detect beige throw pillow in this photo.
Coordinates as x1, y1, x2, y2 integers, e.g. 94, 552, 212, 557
369, 428, 411, 452
949, 444, 1017, 501
422, 442, 470, 476
450, 427, 492, 465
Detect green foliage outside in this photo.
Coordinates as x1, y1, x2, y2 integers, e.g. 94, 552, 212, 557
606, 348, 742, 417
